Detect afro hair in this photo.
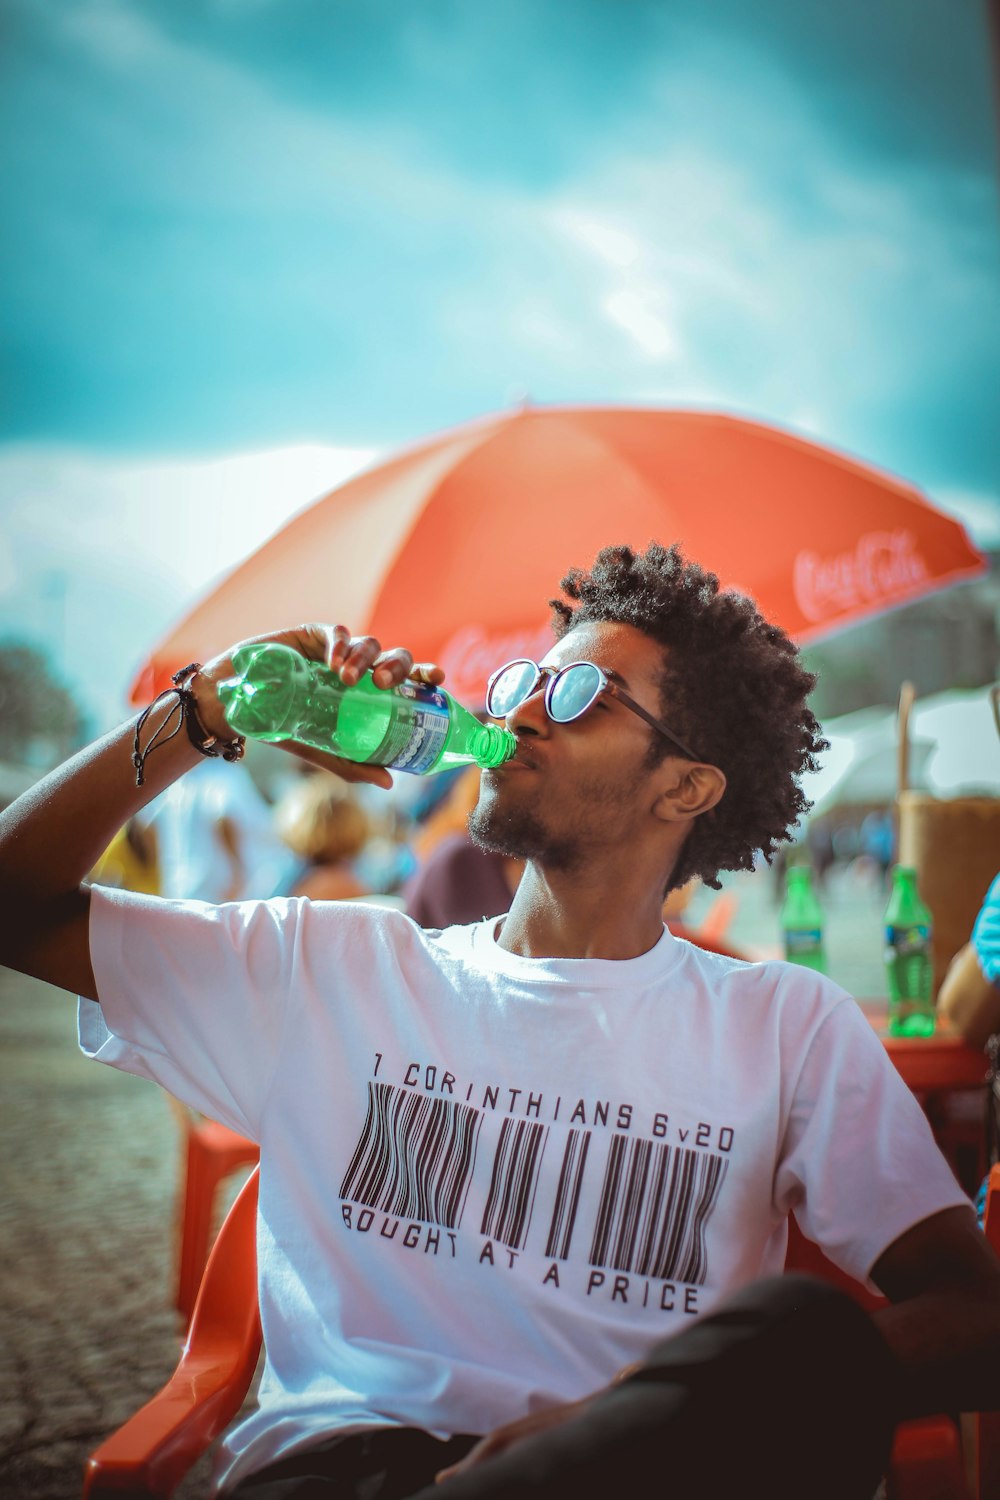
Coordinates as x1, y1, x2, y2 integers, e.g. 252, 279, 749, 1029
550, 542, 828, 892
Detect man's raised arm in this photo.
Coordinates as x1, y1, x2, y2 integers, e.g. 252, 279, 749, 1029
0, 624, 433, 999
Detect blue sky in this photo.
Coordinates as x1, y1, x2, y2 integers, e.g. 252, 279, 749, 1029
1, 0, 999, 729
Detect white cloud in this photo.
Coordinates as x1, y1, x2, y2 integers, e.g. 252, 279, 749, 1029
0, 442, 376, 728
1, 443, 376, 597
555, 212, 641, 271
538, 39, 999, 435
603, 288, 679, 359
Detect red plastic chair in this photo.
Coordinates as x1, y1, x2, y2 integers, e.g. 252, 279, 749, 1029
84, 1166, 262, 1498
785, 1217, 971, 1498
168, 1097, 259, 1323
84, 1162, 988, 1499
694, 890, 740, 946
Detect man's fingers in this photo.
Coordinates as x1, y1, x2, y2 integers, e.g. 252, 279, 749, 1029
334, 634, 382, 684
274, 740, 393, 789
369, 646, 416, 688
217, 625, 441, 693
408, 661, 447, 686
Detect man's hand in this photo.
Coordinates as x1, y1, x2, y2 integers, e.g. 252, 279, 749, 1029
198, 622, 446, 789
435, 1397, 594, 1483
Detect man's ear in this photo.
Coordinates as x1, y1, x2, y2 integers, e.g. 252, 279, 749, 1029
653, 763, 727, 824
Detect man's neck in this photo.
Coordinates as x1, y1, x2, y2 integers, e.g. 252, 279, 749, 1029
496, 859, 669, 961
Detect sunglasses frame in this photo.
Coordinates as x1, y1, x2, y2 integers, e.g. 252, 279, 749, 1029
486, 658, 700, 761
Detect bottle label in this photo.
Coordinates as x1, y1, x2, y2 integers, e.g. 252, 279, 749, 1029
369, 681, 451, 774
884, 923, 930, 958
785, 928, 822, 955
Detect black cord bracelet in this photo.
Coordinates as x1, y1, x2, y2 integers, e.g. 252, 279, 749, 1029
132, 663, 245, 787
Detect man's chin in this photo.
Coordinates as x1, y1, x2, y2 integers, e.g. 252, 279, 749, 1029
467, 804, 530, 859
468, 803, 575, 870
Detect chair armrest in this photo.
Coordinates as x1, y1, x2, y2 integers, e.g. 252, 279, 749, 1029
84, 1168, 261, 1498
82, 1326, 262, 1498
888, 1415, 971, 1499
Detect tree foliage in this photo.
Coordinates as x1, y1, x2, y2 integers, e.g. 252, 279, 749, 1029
0, 641, 86, 763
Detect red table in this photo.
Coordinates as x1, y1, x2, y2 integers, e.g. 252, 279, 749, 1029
862, 999, 988, 1193
860, 999, 988, 1092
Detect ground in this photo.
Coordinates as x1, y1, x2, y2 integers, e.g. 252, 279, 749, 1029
0, 966, 231, 1499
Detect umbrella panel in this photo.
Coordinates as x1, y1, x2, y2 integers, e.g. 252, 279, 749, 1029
130, 408, 985, 710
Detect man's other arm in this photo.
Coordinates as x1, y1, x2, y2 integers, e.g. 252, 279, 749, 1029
871, 1203, 1000, 1419
0, 709, 202, 998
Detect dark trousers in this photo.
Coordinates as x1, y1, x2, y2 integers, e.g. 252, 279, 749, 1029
228, 1274, 899, 1500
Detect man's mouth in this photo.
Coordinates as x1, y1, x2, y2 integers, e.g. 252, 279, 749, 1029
491, 745, 539, 772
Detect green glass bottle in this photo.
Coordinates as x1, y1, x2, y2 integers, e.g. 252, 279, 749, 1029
884, 866, 935, 1037
780, 865, 826, 973
217, 642, 517, 775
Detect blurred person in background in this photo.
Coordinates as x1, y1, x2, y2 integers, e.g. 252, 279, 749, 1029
806, 819, 836, 890
90, 814, 159, 895
404, 765, 523, 927
274, 771, 371, 902
937, 872, 1000, 1217
859, 807, 895, 888
151, 755, 296, 902
404, 830, 523, 928
938, 871, 1000, 1053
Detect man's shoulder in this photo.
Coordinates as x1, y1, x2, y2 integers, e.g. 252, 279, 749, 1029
672, 932, 856, 1028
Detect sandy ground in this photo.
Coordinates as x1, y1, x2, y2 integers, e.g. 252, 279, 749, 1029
0, 965, 237, 1499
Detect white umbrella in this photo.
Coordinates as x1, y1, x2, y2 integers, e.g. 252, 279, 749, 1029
910, 687, 1000, 796
801, 683, 999, 817
802, 709, 934, 818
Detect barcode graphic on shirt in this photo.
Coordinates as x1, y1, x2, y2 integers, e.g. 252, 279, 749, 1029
480, 1118, 548, 1249
544, 1128, 591, 1260
340, 1082, 482, 1228
590, 1135, 728, 1284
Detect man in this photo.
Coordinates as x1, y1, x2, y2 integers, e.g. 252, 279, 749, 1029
2, 542, 999, 1499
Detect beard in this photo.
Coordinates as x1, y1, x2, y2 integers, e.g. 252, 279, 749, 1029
467, 772, 632, 873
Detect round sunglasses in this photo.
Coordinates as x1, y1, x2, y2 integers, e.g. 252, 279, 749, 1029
485, 658, 699, 760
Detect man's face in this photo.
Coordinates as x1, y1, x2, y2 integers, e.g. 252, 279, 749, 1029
468, 620, 677, 871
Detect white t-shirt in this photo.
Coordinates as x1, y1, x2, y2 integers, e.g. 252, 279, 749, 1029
80, 888, 968, 1494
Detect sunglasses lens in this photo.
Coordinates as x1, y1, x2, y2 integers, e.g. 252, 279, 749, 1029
548, 662, 603, 723
487, 660, 539, 718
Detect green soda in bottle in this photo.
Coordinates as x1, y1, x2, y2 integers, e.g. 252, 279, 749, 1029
780, 865, 826, 972
217, 642, 516, 776
884, 866, 935, 1037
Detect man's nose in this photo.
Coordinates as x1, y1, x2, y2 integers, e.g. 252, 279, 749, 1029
504, 685, 550, 737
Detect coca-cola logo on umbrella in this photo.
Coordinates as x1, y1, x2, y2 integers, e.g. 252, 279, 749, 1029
793, 531, 931, 624
439, 622, 556, 708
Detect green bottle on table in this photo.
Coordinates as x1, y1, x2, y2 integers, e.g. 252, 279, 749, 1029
884, 866, 935, 1037
217, 642, 516, 775
780, 865, 826, 972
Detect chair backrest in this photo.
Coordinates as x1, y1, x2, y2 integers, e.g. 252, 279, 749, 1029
189, 1163, 261, 1350
784, 1212, 884, 1313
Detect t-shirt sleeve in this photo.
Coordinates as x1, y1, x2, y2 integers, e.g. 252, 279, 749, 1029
79, 885, 311, 1140
773, 995, 971, 1288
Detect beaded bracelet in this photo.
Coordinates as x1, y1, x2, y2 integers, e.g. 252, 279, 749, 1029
132, 662, 246, 787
